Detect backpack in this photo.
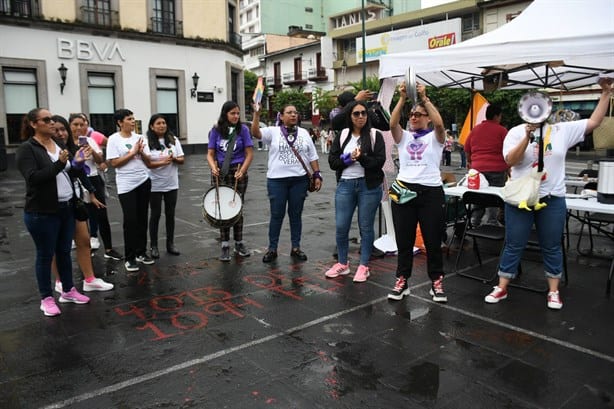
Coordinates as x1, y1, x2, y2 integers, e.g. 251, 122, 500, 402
339, 128, 377, 151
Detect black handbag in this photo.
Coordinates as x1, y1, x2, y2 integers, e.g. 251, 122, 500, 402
72, 197, 89, 221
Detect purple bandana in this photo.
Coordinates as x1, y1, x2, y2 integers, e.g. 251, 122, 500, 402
410, 128, 431, 138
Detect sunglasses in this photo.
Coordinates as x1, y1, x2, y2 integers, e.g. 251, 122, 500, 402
352, 110, 368, 118
409, 111, 428, 119
37, 117, 54, 124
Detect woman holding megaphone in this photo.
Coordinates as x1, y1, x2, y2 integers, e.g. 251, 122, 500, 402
485, 77, 613, 310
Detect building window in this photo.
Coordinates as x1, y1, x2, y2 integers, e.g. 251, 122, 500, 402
305, 7, 312, 12
80, 0, 117, 27
305, 24, 312, 29
2, 68, 37, 144
151, 0, 180, 36
0, 0, 40, 18
87, 73, 116, 136
462, 12, 480, 33
155, 77, 179, 136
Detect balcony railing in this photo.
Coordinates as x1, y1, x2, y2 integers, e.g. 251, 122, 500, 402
80, 5, 119, 27
229, 32, 242, 47
149, 17, 183, 36
267, 76, 282, 89
0, 0, 40, 18
308, 67, 328, 82
283, 71, 308, 86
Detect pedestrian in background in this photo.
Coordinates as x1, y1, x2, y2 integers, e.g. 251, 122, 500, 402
464, 104, 508, 226
146, 114, 185, 258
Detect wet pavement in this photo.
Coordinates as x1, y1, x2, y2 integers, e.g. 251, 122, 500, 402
0, 149, 613, 409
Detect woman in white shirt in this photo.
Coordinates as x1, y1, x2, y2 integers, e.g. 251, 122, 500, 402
325, 101, 385, 283
106, 109, 154, 272
388, 82, 448, 303
251, 104, 322, 263
145, 114, 185, 258
485, 78, 612, 310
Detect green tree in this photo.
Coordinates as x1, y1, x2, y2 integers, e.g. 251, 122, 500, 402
348, 75, 381, 93
271, 88, 310, 117
244, 70, 260, 117
311, 87, 337, 122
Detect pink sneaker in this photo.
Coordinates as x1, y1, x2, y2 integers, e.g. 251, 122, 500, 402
352, 265, 370, 283
40, 296, 61, 316
547, 291, 563, 310
59, 287, 90, 304
484, 286, 508, 304
325, 262, 350, 278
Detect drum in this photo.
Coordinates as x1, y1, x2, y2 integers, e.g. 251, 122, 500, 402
202, 185, 243, 228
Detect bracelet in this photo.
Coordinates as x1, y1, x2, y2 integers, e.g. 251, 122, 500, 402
312, 170, 323, 181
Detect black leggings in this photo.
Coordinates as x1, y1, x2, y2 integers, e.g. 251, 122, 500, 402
391, 184, 446, 281
149, 189, 178, 246
87, 175, 113, 250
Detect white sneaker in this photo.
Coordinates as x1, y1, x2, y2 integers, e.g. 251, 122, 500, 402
71, 240, 76, 250
83, 278, 114, 292
90, 237, 100, 250
547, 291, 563, 310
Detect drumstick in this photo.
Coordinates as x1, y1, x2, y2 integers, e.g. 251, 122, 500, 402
215, 175, 222, 219
232, 178, 239, 202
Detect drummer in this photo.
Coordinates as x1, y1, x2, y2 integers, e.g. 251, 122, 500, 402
207, 101, 254, 262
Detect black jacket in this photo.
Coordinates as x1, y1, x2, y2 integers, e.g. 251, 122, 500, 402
16, 138, 85, 213
328, 128, 386, 190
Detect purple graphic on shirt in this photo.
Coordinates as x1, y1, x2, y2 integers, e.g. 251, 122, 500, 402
407, 140, 428, 160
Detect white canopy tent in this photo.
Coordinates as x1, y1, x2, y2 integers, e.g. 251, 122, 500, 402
378, 0, 614, 91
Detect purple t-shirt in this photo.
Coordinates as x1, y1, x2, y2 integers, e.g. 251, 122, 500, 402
209, 124, 253, 165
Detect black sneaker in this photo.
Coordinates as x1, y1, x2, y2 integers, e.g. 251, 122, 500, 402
429, 275, 448, 303
234, 242, 251, 257
290, 248, 307, 261
388, 276, 410, 301
136, 255, 155, 265
262, 250, 278, 263
219, 246, 231, 262
104, 249, 123, 260
125, 259, 139, 272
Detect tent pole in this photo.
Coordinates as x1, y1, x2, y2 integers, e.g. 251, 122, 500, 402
470, 78, 476, 129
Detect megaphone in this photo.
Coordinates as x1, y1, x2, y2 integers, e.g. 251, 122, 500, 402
517, 91, 553, 124
405, 66, 418, 104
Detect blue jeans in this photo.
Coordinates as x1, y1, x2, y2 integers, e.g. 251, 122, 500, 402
335, 178, 382, 266
266, 176, 309, 250
24, 203, 76, 298
499, 195, 566, 279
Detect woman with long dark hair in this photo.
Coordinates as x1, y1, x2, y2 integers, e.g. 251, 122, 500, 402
51, 115, 114, 292
16, 108, 90, 316
325, 101, 385, 282
146, 114, 185, 258
68, 113, 122, 260
207, 101, 254, 261
251, 104, 322, 263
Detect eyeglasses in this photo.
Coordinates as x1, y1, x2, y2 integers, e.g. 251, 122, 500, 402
284, 111, 298, 115
37, 117, 54, 124
352, 110, 368, 118
409, 111, 428, 119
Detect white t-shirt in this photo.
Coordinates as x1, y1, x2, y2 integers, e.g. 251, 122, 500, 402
84, 137, 102, 177
149, 137, 185, 192
396, 129, 444, 186
106, 132, 151, 194
341, 133, 365, 179
260, 126, 319, 178
47, 143, 73, 202
503, 120, 586, 198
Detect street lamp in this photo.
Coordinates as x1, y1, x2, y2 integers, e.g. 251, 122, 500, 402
58, 63, 68, 95
190, 72, 199, 98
